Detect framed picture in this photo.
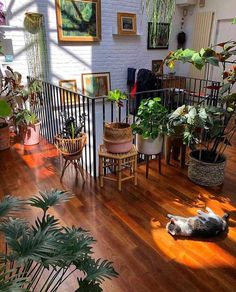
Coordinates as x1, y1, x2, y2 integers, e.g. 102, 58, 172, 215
117, 12, 137, 35
56, 0, 101, 42
82, 72, 111, 97
148, 22, 170, 49
152, 60, 163, 75
59, 79, 78, 104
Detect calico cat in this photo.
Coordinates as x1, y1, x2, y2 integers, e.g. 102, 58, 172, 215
166, 207, 229, 237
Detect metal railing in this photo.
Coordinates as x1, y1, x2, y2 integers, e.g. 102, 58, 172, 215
29, 75, 221, 178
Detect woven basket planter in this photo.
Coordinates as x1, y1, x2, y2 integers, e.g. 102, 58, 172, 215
103, 122, 133, 153
188, 150, 226, 187
55, 133, 87, 156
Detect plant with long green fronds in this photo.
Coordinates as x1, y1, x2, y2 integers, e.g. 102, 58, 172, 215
142, 0, 175, 44
0, 190, 118, 291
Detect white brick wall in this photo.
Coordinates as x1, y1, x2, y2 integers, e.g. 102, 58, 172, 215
2, 0, 182, 91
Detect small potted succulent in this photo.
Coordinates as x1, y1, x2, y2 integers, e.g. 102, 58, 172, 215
104, 89, 133, 153
0, 99, 12, 150
132, 97, 168, 155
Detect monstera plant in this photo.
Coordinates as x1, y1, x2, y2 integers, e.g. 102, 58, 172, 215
165, 40, 236, 186
0, 190, 118, 291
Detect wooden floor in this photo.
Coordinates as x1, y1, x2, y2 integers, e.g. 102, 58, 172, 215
0, 136, 236, 292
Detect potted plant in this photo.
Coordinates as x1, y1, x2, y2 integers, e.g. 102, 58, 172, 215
0, 99, 12, 150
15, 109, 41, 146
1, 66, 43, 146
165, 41, 236, 186
104, 89, 133, 153
55, 113, 87, 155
0, 189, 118, 290
132, 97, 168, 154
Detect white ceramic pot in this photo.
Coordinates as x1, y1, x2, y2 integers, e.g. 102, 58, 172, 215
136, 134, 163, 155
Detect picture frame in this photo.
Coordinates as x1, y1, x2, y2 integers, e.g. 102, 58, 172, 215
117, 12, 137, 35
55, 0, 101, 42
82, 72, 111, 97
147, 22, 170, 50
152, 60, 163, 75
59, 79, 78, 104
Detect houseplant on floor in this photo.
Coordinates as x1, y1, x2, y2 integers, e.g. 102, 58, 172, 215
104, 89, 133, 153
0, 190, 118, 291
0, 99, 12, 150
165, 41, 236, 186
132, 97, 168, 155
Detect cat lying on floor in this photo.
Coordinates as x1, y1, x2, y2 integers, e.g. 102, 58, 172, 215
166, 207, 229, 237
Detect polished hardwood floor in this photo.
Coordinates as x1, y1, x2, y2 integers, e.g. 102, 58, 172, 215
0, 136, 236, 292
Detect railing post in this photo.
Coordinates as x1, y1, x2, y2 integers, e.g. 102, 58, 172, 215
91, 98, 97, 178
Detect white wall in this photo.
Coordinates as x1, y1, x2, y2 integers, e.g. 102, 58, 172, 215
177, 0, 236, 77
2, 0, 182, 91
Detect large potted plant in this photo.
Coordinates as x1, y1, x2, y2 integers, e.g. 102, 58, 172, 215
132, 97, 168, 154
0, 190, 118, 290
0, 99, 12, 150
165, 41, 236, 186
104, 89, 133, 153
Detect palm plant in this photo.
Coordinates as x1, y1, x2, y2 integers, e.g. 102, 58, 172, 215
0, 190, 118, 291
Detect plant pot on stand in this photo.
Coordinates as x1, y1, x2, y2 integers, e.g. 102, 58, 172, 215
103, 122, 133, 154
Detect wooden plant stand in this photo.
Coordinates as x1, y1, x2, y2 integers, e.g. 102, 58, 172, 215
99, 145, 138, 191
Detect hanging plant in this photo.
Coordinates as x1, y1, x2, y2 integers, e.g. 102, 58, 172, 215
24, 12, 43, 34
142, 0, 175, 41
24, 12, 49, 80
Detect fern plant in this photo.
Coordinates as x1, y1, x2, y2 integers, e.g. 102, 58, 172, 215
0, 190, 118, 291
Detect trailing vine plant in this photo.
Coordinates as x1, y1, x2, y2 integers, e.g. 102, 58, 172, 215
24, 13, 49, 80
142, 0, 175, 43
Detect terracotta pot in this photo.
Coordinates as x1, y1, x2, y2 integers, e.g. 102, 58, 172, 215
136, 134, 163, 155
19, 122, 41, 146
0, 124, 10, 150
103, 122, 133, 153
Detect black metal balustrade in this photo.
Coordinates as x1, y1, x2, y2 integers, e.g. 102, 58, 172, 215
28, 75, 221, 178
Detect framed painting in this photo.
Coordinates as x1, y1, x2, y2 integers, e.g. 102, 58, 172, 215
82, 72, 111, 97
59, 79, 78, 104
147, 22, 170, 49
117, 13, 137, 35
56, 0, 101, 42
152, 60, 163, 75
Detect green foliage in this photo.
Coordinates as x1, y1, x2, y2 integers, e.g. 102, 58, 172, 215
15, 109, 38, 126
167, 105, 224, 147
107, 89, 127, 104
107, 89, 127, 122
0, 100, 12, 120
0, 196, 24, 218
232, 17, 236, 24
0, 190, 118, 291
132, 97, 168, 139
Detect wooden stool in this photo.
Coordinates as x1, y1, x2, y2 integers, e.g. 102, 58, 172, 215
99, 145, 138, 191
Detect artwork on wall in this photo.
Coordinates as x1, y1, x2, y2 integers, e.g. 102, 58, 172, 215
59, 79, 78, 104
0, 1, 6, 25
56, 0, 101, 42
82, 72, 111, 97
117, 12, 137, 35
152, 60, 163, 75
147, 22, 170, 49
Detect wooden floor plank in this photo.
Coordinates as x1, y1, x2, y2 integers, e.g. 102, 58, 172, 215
0, 137, 236, 291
